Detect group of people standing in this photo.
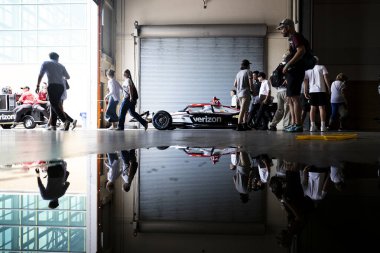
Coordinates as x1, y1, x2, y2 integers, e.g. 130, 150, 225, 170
104, 69, 148, 131
233, 18, 348, 132
233, 60, 272, 131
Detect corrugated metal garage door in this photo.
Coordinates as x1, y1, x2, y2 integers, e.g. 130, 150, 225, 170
140, 37, 264, 113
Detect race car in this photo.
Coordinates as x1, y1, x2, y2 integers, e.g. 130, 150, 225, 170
151, 98, 240, 130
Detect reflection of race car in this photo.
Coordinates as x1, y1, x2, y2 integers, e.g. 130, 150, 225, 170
178, 146, 237, 164
151, 99, 240, 130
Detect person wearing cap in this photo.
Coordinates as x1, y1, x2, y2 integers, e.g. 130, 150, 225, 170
233, 59, 253, 131
276, 18, 310, 132
36, 52, 71, 131
11, 86, 35, 128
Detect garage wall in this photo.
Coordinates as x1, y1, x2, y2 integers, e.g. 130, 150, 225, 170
114, 0, 291, 97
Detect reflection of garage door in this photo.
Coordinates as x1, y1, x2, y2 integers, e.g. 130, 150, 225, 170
136, 147, 265, 234
139, 25, 266, 113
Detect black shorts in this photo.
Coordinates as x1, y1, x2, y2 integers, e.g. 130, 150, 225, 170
309, 92, 328, 106
286, 68, 305, 97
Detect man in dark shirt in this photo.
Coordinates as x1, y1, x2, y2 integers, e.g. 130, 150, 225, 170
277, 19, 307, 132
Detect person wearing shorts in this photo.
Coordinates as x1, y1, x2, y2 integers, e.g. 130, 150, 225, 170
277, 18, 309, 132
304, 57, 330, 132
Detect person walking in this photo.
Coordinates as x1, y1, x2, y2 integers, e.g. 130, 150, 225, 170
104, 69, 122, 130
304, 56, 330, 132
277, 19, 309, 132
117, 69, 148, 131
36, 52, 71, 131
233, 59, 253, 131
329, 73, 348, 130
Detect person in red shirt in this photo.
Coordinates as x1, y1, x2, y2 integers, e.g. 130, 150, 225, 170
11, 86, 35, 127
33, 84, 50, 121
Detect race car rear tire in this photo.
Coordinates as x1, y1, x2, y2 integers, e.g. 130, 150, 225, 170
23, 115, 36, 129
152, 110, 172, 130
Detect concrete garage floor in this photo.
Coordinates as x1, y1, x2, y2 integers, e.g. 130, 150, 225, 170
1, 128, 380, 253
1, 128, 379, 165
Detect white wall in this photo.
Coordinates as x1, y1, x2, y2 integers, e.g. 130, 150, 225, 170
114, 0, 291, 85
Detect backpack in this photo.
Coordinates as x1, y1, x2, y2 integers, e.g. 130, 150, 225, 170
130, 83, 139, 101
270, 63, 286, 88
289, 33, 316, 71
301, 35, 317, 70
302, 50, 317, 71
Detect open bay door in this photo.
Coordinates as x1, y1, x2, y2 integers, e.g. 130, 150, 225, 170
137, 24, 267, 113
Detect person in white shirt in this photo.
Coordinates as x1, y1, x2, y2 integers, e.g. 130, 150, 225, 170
104, 69, 122, 130
304, 57, 330, 132
253, 72, 272, 130
230, 89, 238, 108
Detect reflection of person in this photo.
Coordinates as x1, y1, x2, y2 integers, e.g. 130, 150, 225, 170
330, 164, 345, 192
35, 160, 70, 209
105, 153, 121, 193
277, 19, 308, 132
251, 154, 273, 191
120, 149, 138, 192
232, 150, 252, 203
234, 59, 253, 131
301, 165, 330, 202
269, 160, 315, 248
117, 69, 148, 131
36, 52, 71, 131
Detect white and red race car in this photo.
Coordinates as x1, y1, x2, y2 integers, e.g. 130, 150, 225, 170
151, 98, 240, 130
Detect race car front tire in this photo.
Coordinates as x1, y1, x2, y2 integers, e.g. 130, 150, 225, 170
152, 110, 172, 130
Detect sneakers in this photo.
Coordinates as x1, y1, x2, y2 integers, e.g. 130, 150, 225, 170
283, 125, 293, 131
143, 122, 148, 131
234, 124, 245, 131
115, 128, 124, 131
269, 125, 277, 131
320, 126, 327, 132
71, 119, 77, 130
46, 126, 57, 131
310, 125, 318, 132
10, 123, 16, 128
108, 122, 117, 130
286, 125, 303, 132
63, 120, 70, 131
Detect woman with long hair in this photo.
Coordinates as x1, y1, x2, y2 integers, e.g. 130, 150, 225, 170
117, 69, 148, 130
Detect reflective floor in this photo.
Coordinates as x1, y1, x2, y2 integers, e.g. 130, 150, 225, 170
1, 129, 380, 252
